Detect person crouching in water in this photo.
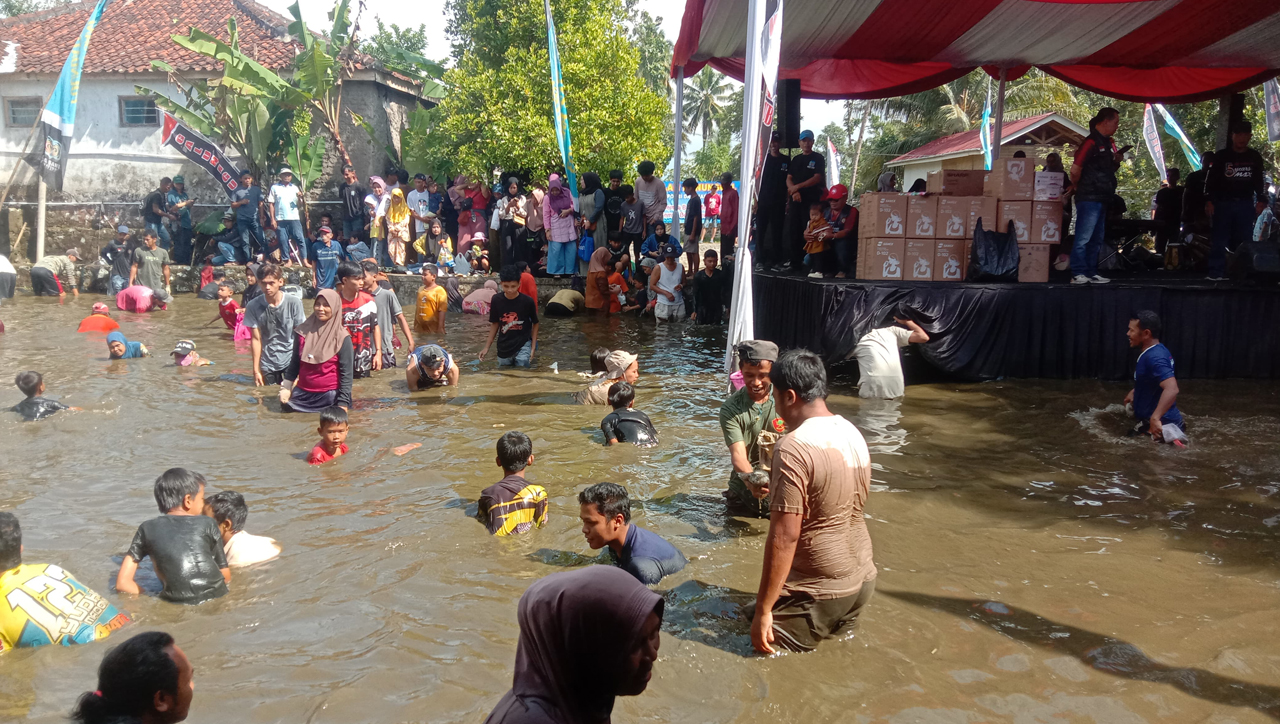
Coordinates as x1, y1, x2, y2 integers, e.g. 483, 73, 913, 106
601, 381, 658, 447
477, 431, 549, 536
1125, 310, 1186, 443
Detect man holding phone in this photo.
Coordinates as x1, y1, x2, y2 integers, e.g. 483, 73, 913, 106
1069, 107, 1125, 285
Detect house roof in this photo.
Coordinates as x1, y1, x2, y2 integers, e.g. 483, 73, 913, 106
888, 113, 1087, 166
0, 0, 300, 74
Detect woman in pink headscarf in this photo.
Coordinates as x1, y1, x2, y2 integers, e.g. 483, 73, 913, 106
543, 174, 578, 276
451, 174, 492, 256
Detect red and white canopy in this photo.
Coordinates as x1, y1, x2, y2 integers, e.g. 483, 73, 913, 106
671, 0, 1280, 102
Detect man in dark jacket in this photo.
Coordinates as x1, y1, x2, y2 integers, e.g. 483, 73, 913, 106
1068, 107, 1123, 285
1205, 121, 1268, 280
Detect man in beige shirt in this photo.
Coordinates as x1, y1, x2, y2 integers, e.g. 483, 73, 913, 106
749, 348, 876, 654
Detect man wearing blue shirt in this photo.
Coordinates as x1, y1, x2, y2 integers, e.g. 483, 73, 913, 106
231, 170, 266, 259
1125, 310, 1184, 441
166, 175, 195, 264
307, 226, 344, 290
578, 482, 686, 585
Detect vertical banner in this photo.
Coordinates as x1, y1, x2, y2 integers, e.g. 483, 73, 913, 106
544, 0, 578, 207
1152, 103, 1201, 172
979, 81, 993, 171
725, 0, 783, 373
1264, 79, 1280, 143
24, 0, 109, 190
1143, 104, 1167, 182
826, 137, 841, 188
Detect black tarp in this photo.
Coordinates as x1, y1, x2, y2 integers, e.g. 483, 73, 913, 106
753, 274, 1280, 380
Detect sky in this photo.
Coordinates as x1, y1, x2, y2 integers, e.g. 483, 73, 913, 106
260, 0, 851, 135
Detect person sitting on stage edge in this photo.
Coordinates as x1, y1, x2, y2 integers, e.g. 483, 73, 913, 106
852, 310, 930, 399
749, 349, 876, 655
1125, 310, 1186, 443
720, 340, 785, 517
578, 482, 686, 585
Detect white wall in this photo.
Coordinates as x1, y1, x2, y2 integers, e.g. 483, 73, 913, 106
899, 160, 942, 191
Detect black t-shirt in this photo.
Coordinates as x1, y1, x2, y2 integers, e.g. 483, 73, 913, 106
601, 408, 658, 446
142, 191, 166, 225
1154, 184, 1182, 224
488, 292, 538, 359
603, 186, 626, 230
692, 268, 724, 324
11, 396, 68, 421
338, 183, 370, 221
759, 152, 791, 208
1207, 147, 1267, 202
197, 281, 221, 300
127, 514, 229, 603
789, 151, 827, 204
684, 194, 703, 238
102, 241, 133, 280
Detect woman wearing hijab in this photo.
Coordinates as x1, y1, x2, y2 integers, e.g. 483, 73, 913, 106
281, 289, 353, 413
578, 173, 607, 272
498, 178, 528, 268
385, 188, 412, 266
483, 566, 663, 724
907, 178, 927, 193
543, 174, 578, 277
463, 279, 500, 315
451, 175, 492, 256
365, 177, 390, 263
877, 171, 898, 192
106, 331, 149, 359
525, 181, 547, 273
414, 217, 452, 267
573, 349, 639, 405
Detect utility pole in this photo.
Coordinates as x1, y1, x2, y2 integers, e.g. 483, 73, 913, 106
850, 100, 871, 191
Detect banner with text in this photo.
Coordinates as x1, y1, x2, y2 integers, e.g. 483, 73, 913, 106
161, 112, 241, 199
1142, 104, 1167, 183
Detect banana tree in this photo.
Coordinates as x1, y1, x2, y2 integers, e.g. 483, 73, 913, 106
288, 0, 358, 168
284, 109, 327, 234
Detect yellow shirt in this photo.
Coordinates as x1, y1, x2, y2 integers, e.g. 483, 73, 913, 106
0, 563, 130, 651
415, 284, 448, 333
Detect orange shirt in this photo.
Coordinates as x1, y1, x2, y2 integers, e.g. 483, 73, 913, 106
607, 272, 626, 313
76, 314, 119, 333
518, 272, 538, 308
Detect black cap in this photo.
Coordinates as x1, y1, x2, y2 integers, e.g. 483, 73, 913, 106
414, 173, 427, 181
662, 242, 680, 258
736, 340, 779, 365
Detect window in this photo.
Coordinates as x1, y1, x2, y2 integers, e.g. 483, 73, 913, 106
5, 97, 41, 128
119, 97, 159, 126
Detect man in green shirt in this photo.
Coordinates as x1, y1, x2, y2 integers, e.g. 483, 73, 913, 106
719, 339, 786, 517
130, 229, 173, 305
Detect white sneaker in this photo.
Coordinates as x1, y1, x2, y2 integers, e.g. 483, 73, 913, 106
1206, 275, 1228, 281
1071, 274, 1090, 285
807, 272, 824, 279
1089, 275, 1110, 284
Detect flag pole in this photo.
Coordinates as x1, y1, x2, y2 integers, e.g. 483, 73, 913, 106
673, 65, 684, 242
992, 67, 1007, 162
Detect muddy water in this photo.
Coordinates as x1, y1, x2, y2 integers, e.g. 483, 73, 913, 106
2, 295, 1280, 723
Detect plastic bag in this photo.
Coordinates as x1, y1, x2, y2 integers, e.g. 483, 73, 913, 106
967, 218, 1020, 282
578, 234, 595, 263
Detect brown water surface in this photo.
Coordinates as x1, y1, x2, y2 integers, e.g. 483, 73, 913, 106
2, 296, 1280, 722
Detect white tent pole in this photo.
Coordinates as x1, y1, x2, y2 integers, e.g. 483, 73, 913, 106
35, 178, 46, 262
992, 67, 1007, 162
673, 65, 685, 241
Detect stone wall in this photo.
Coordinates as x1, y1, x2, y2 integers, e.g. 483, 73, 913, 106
8, 262, 313, 295
386, 273, 574, 308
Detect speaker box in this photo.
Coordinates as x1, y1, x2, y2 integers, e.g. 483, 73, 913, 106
1229, 241, 1280, 280
775, 78, 801, 148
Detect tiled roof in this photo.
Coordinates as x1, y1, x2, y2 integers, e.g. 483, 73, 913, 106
889, 113, 1063, 165
0, 0, 299, 74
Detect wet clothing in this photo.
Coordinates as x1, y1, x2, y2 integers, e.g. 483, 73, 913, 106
77, 314, 119, 333
574, 377, 614, 406
853, 326, 913, 399
545, 289, 584, 316
483, 566, 663, 724
126, 514, 229, 604
307, 442, 348, 465
601, 408, 658, 446
1133, 342, 1183, 428
719, 387, 785, 513
340, 291, 378, 378
489, 293, 538, 360
11, 396, 69, 422
410, 344, 453, 389
608, 524, 687, 585
770, 414, 875, 600
286, 335, 354, 411
478, 475, 549, 536
415, 284, 448, 334
106, 331, 146, 359
0, 563, 130, 651
197, 281, 221, 300
691, 268, 725, 324
756, 578, 876, 653
217, 298, 240, 329
223, 530, 280, 566
372, 286, 404, 367
243, 294, 306, 376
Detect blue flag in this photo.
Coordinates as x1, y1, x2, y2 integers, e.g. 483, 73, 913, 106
1152, 103, 1201, 172
979, 81, 993, 172
544, 0, 578, 205
25, 0, 109, 190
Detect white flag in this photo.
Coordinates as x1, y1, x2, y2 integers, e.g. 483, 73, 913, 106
827, 137, 841, 188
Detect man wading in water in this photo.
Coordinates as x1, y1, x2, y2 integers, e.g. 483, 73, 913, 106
719, 340, 786, 517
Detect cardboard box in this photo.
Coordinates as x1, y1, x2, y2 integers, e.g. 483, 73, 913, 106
984, 157, 1034, 200
926, 169, 985, 197
1034, 171, 1065, 201
906, 195, 938, 238
936, 196, 969, 239
996, 200, 1032, 243
933, 239, 966, 281
871, 238, 905, 280
968, 196, 999, 237
859, 193, 907, 237
1018, 243, 1050, 283
905, 239, 935, 280
1031, 200, 1065, 244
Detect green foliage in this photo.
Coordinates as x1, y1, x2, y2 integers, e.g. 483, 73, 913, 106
687, 125, 739, 181
684, 68, 733, 142
287, 0, 357, 166
431, 0, 669, 181
628, 8, 671, 99
360, 19, 446, 94
0, 0, 60, 18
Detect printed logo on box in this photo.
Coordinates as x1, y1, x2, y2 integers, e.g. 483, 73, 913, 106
945, 214, 964, 236
1014, 219, 1028, 241
885, 211, 903, 235
1041, 219, 1060, 242
915, 215, 934, 236
912, 255, 931, 279
1008, 159, 1026, 182
942, 255, 961, 279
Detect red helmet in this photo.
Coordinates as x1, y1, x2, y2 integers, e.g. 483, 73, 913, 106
825, 184, 849, 200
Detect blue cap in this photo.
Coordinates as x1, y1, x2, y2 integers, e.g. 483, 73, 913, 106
799, 129, 815, 141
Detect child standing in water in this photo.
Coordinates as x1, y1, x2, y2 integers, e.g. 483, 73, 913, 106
203, 491, 281, 566
308, 406, 350, 464
10, 371, 78, 421
600, 381, 658, 447
116, 468, 230, 604
477, 431, 549, 536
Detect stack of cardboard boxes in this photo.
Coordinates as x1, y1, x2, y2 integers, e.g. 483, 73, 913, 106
855, 160, 1065, 283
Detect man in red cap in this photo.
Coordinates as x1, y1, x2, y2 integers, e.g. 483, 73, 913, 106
823, 184, 858, 278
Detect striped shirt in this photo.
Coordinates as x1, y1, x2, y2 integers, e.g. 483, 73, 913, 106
478, 475, 549, 536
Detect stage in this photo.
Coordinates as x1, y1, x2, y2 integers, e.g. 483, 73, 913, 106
752, 273, 1280, 381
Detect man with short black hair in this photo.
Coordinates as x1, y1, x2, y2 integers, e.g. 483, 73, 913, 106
362, 259, 414, 368
478, 431, 549, 536
719, 172, 740, 262
578, 482, 686, 585
635, 160, 667, 238
244, 262, 306, 386
142, 177, 176, 251
337, 260, 381, 377
130, 231, 173, 306
0, 512, 130, 651
102, 226, 133, 294
338, 165, 370, 242
407, 173, 434, 250
230, 170, 266, 258
1125, 310, 1185, 442
750, 349, 875, 654
167, 176, 195, 264
1206, 120, 1268, 280
603, 169, 626, 241
784, 130, 827, 272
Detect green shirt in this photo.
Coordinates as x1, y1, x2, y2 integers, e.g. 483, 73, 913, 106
718, 386, 786, 506
132, 246, 170, 291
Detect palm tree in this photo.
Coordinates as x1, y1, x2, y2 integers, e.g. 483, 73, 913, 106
683, 68, 733, 142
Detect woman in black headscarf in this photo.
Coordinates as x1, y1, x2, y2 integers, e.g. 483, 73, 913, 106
499, 177, 529, 267
484, 566, 664, 724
